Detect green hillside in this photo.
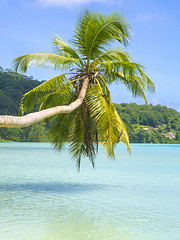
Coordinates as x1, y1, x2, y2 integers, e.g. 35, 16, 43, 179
114, 103, 180, 143
0, 66, 179, 143
0, 67, 49, 142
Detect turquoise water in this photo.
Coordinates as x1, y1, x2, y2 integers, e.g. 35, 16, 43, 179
0, 143, 180, 240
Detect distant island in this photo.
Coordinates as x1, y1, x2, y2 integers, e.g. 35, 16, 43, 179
0, 66, 180, 143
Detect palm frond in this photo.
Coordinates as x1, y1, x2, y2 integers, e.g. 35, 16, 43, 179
39, 87, 74, 111
53, 35, 84, 68
85, 84, 130, 158
69, 102, 97, 170
89, 49, 131, 73
116, 73, 148, 104
13, 53, 78, 73
99, 49, 131, 62
48, 92, 77, 151
97, 74, 111, 101
136, 66, 155, 93
19, 74, 68, 115
101, 60, 155, 102
72, 11, 131, 61
101, 61, 136, 77
48, 113, 73, 151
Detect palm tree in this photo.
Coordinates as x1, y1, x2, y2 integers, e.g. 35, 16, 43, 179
0, 11, 155, 169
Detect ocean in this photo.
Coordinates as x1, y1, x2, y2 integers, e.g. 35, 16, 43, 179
0, 142, 179, 240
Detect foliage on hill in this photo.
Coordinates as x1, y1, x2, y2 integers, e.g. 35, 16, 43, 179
0, 66, 49, 142
114, 103, 180, 143
0, 66, 179, 143
0, 67, 40, 114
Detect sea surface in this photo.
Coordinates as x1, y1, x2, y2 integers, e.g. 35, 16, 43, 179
0, 142, 180, 240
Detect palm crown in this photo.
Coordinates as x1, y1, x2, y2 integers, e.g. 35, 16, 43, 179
13, 11, 155, 169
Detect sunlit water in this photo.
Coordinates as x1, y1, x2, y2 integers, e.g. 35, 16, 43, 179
0, 142, 180, 240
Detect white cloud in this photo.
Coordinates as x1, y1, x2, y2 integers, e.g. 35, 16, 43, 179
36, 0, 107, 7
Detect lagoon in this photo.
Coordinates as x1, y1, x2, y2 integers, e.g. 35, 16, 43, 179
0, 143, 180, 240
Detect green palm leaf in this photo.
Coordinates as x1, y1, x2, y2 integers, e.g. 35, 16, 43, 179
13, 53, 78, 73
73, 11, 130, 61
86, 84, 130, 158
117, 73, 148, 103
69, 102, 97, 170
53, 35, 84, 68
39, 87, 73, 111
19, 74, 68, 115
49, 113, 73, 151
99, 49, 131, 62
48, 91, 77, 151
101, 60, 155, 99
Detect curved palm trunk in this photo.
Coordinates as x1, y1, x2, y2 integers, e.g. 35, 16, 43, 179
0, 76, 89, 128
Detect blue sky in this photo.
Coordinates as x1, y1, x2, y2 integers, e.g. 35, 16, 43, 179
0, 0, 180, 111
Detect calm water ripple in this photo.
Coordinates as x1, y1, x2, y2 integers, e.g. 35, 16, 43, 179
0, 143, 180, 240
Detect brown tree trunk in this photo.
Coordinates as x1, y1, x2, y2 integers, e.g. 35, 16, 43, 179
0, 76, 89, 128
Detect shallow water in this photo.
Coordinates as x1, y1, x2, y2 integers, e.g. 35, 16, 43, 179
0, 143, 180, 240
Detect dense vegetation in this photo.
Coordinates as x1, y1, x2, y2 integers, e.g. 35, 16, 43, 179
115, 103, 180, 143
0, 66, 179, 143
0, 66, 49, 142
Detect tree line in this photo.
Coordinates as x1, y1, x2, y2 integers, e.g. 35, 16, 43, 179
114, 103, 180, 143
0, 66, 49, 142
0, 66, 180, 143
